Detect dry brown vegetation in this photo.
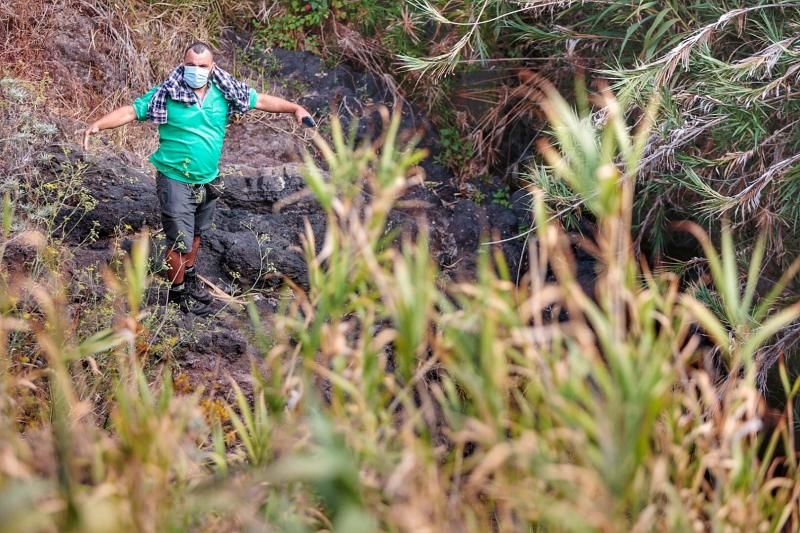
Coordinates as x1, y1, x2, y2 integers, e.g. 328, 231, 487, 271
2, 0, 800, 531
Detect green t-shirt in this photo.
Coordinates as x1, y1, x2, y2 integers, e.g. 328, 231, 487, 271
133, 82, 258, 184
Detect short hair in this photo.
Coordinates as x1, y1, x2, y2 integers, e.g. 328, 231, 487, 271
183, 41, 213, 58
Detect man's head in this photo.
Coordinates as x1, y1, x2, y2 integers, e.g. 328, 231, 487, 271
182, 41, 215, 89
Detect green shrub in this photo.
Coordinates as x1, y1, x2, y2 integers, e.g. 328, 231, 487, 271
3, 51, 800, 532
433, 124, 474, 177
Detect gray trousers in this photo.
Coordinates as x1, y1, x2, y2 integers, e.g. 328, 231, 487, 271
156, 172, 219, 253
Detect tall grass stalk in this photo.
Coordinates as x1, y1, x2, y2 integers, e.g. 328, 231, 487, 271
2, 94, 800, 530
255, 98, 800, 530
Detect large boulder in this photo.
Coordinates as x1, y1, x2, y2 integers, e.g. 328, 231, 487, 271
43, 144, 159, 244
449, 199, 483, 252
206, 163, 326, 289
217, 164, 309, 212
38, 44, 537, 292
41, 143, 328, 290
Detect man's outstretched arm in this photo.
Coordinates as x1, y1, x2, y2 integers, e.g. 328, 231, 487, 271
255, 94, 311, 124
83, 105, 138, 150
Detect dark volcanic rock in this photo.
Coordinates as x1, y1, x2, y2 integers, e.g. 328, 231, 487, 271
218, 164, 309, 212
45, 144, 327, 290
48, 42, 554, 294
486, 203, 519, 240
194, 324, 248, 360
449, 200, 483, 255
209, 228, 309, 289
44, 144, 159, 243
486, 203, 526, 281
510, 188, 532, 227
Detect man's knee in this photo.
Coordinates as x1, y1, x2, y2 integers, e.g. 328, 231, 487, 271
163, 227, 192, 254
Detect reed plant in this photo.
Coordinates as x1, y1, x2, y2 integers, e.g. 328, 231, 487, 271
255, 89, 800, 530
2, 85, 799, 531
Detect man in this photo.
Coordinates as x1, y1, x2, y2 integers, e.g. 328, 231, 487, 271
84, 41, 312, 316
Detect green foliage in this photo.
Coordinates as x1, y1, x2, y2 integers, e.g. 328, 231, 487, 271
5, 8, 800, 531
260, 99, 800, 530
398, 0, 800, 266
524, 162, 582, 230
253, 0, 392, 52
225, 380, 271, 466
490, 185, 511, 207
433, 125, 473, 176
254, 0, 329, 51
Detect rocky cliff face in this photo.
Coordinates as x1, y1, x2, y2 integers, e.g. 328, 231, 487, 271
33, 38, 533, 394
45, 36, 531, 284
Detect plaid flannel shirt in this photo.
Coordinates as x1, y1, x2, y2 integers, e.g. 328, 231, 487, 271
146, 65, 252, 124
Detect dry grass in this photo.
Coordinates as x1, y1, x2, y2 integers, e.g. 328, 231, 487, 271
3, 2, 800, 530
328, 20, 407, 112
1, 0, 260, 158
3, 68, 800, 529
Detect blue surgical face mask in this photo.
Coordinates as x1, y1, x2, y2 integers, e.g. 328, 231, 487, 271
183, 65, 211, 89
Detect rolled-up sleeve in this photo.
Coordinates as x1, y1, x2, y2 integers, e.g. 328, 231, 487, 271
248, 88, 258, 110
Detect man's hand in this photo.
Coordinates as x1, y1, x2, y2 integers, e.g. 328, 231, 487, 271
81, 105, 137, 151
294, 106, 312, 125
83, 122, 100, 150
254, 94, 314, 124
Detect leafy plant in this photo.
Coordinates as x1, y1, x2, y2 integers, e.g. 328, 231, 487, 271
490, 185, 511, 208
254, 0, 336, 52
5, 7, 800, 530
434, 125, 473, 177
399, 0, 800, 265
